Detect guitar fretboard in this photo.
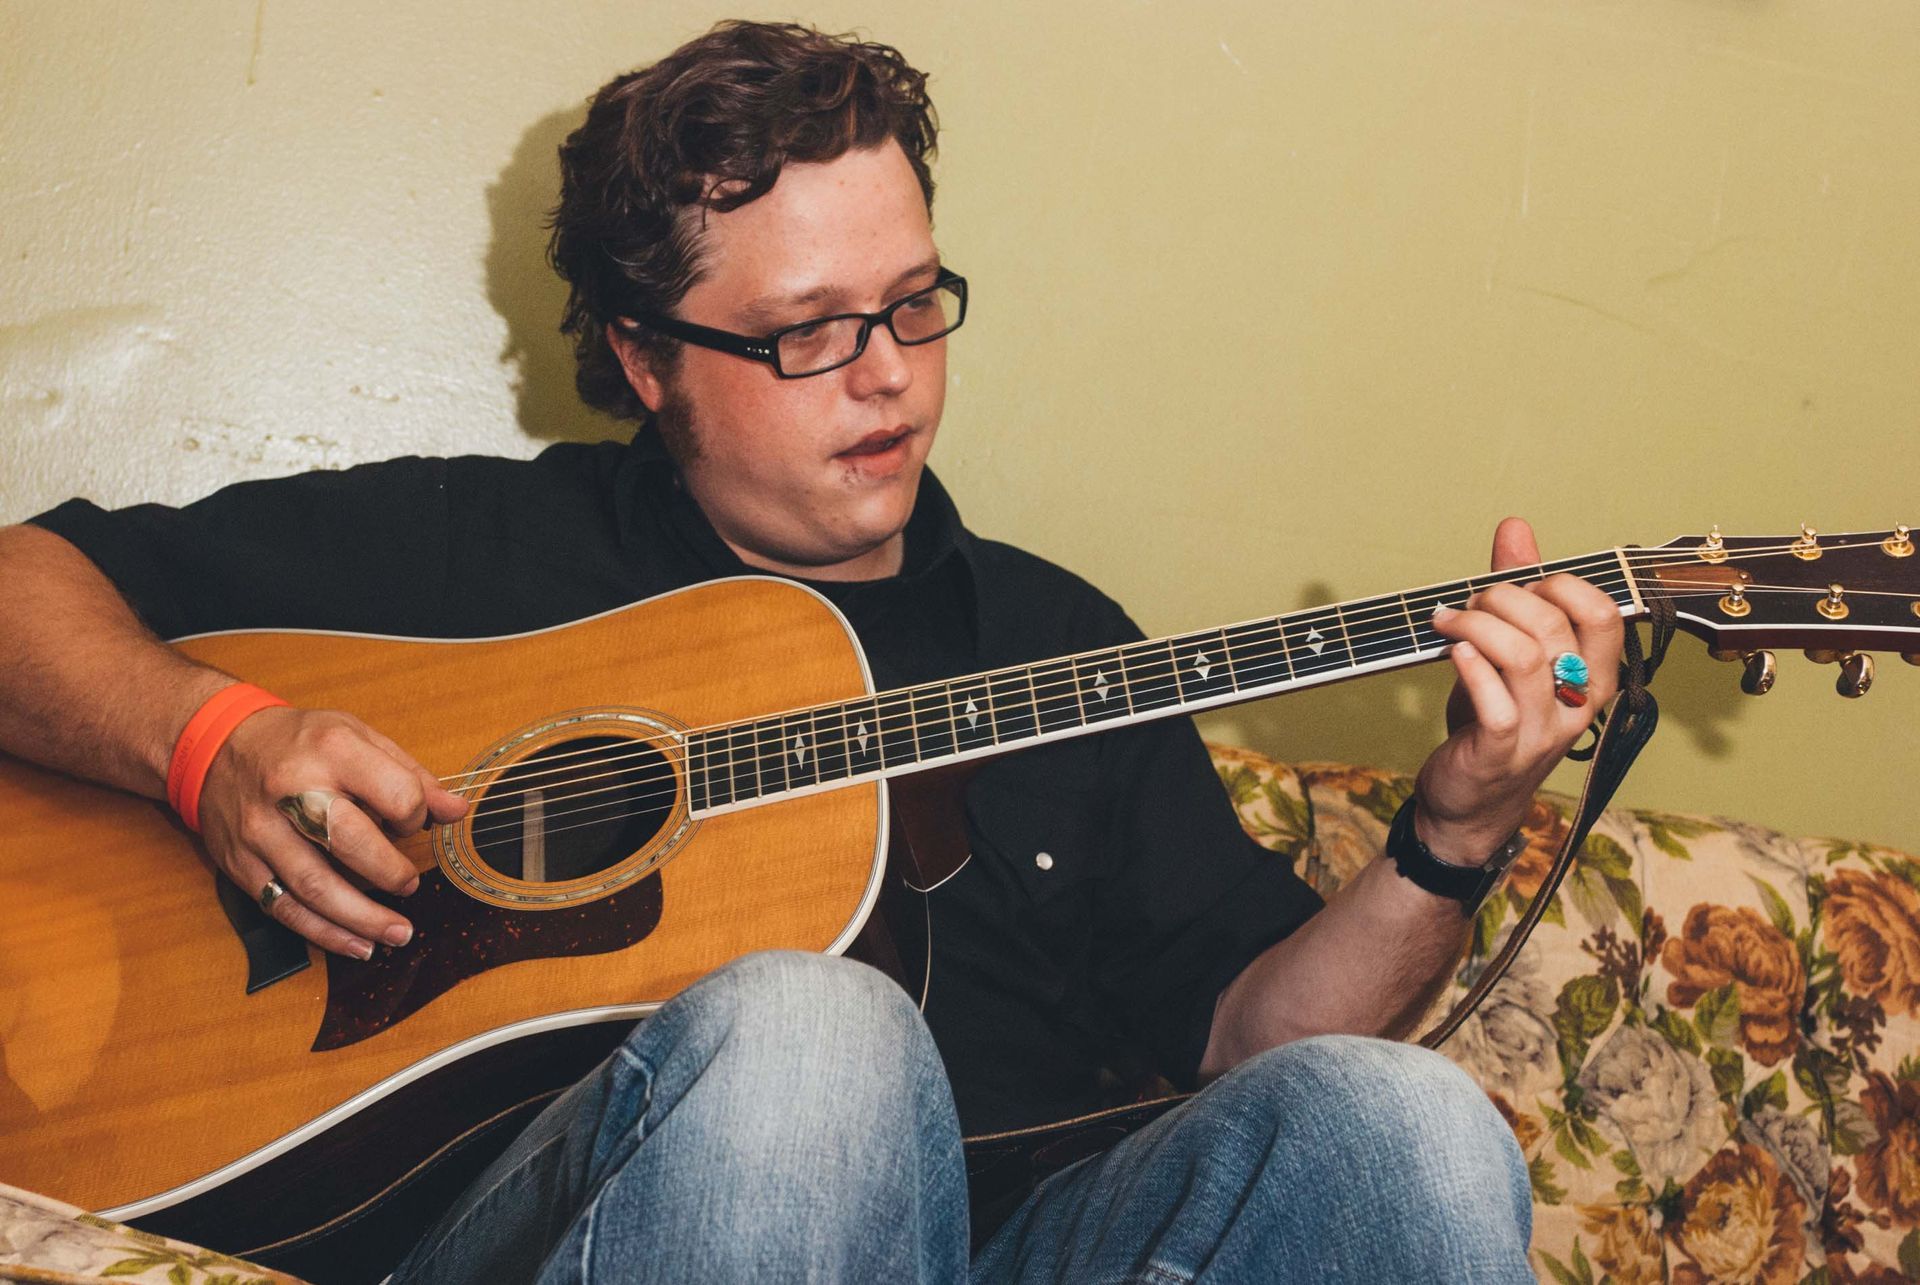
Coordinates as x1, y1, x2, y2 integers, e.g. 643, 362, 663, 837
684, 550, 1640, 816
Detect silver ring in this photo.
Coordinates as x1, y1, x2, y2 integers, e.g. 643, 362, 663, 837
257, 877, 288, 913
276, 789, 340, 854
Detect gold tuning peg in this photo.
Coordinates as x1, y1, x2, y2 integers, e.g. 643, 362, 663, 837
1805, 648, 1842, 664
1885, 525, 1914, 558
1837, 653, 1874, 698
1709, 648, 1741, 662
1741, 650, 1777, 696
1720, 581, 1751, 618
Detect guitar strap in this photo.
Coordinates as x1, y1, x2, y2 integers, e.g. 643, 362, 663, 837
1417, 594, 1677, 1049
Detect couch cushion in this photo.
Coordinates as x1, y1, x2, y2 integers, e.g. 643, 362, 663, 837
1211, 746, 1920, 1284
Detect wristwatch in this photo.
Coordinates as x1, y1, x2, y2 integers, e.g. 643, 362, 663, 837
1385, 795, 1526, 917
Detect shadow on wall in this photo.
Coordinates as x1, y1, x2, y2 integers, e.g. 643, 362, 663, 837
485, 107, 632, 447
1205, 579, 1455, 775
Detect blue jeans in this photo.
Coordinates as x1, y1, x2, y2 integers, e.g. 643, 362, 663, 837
389, 952, 1533, 1283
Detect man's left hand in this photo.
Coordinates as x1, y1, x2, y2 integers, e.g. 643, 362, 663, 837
1415, 517, 1625, 865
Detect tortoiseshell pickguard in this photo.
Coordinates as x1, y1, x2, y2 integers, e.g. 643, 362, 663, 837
312, 868, 664, 1051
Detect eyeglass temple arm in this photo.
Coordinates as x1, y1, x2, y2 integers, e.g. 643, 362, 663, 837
617, 312, 775, 362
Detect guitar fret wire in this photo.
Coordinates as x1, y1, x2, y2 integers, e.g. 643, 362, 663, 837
1329, 602, 1357, 668
1217, 626, 1241, 689
1066, 655, 1090, 726
1397, 594, 1422, 649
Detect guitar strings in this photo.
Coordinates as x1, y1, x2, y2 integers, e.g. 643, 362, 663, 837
440, 539, 1915, 844
459, 601, 1918, 850
455, 538, 1866, 814
1616, 578, 1919, 599
452, 541, 1916, 837
449, 546, 1643, 802
456, 566, 1642, 843
464, 564, 1666, 837
455, 551, 1917, 844
429, 546, 1637, 790
456, 555, 1634, 816
428, 536, 1878, 794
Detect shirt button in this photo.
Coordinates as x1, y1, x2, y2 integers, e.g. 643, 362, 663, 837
1034, 852, 1054, 871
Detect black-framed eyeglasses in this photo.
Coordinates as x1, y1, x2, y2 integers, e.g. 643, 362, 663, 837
618, 268, 968, 379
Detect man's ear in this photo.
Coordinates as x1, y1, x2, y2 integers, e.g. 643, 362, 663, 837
606, 322, 667, 412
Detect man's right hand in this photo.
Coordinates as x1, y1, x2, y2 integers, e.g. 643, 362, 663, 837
197, 707, 469, 958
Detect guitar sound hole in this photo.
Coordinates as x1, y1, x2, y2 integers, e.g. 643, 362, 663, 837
469, 734, 675, 883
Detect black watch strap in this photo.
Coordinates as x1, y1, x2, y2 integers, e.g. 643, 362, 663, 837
1385, 796, 1525, 916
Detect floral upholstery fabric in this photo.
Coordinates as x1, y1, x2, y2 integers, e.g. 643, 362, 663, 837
0, 1181, 301, 1284
1212, 744, 1920, 1285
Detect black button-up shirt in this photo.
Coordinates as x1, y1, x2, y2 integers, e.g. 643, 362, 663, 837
33, 433, 1322, 1134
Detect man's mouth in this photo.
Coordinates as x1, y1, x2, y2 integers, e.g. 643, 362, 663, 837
837, 428, 911, 458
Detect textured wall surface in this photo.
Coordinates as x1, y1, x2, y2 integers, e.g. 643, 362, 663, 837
3, 1, 1917, 849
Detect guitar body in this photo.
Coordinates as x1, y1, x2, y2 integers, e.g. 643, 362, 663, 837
0, 578, 888, 1245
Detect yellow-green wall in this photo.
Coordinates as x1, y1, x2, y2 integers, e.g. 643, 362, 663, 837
4, 2, 1917, 850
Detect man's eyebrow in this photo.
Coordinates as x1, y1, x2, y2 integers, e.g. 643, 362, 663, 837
735, 256, 943, 329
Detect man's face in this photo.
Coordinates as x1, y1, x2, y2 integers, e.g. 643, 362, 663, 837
616, 141, 947, 581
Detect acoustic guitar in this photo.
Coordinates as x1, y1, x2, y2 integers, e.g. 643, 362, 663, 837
2, 526, 1915, 1279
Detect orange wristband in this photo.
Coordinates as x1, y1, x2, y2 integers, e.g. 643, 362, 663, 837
166, 682, 289, 832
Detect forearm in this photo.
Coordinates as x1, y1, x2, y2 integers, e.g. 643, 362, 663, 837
0, 523, 230, 796
1197, 852, 1474, 1078
1195, 518, 1625, 1080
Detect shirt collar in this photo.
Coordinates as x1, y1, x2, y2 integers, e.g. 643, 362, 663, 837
620, 425, 979, 594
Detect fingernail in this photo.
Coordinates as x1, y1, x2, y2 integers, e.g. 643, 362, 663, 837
386, 923, 414, 947
351, 940, 375, 960
1432, 605, 1458, 622
1455, 641, 1478, 660
401, 877, 420, 897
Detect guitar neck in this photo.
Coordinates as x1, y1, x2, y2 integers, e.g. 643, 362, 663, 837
685, 549, 1644, 817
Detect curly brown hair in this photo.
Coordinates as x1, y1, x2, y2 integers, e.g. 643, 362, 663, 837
548, 20, 939, 426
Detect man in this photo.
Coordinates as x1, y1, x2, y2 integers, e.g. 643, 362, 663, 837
0, 20, 1623, 1282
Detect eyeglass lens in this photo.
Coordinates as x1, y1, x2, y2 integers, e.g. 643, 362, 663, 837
776, 279, 964, 376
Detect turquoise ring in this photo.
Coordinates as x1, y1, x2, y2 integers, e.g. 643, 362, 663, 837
1552, 652, 1591, 708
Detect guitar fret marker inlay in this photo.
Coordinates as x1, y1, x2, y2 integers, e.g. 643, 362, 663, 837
855, 721, 871, 754
963, 698, 981, 729
1092, 670, 1112, 703
1190, 652, 1212, 680
790, 735, 809, 766
1305, 629, 1327, 656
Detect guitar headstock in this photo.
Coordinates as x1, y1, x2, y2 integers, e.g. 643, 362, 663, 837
1635, 525, 1920, 697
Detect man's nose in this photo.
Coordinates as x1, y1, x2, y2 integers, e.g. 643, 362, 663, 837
842, 323, 913, 399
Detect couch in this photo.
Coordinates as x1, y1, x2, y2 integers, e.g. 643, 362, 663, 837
6, 747, 1916, 1284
